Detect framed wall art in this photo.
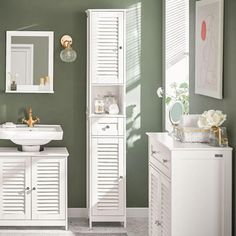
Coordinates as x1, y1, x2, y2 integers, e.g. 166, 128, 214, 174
195, 0, 224, 99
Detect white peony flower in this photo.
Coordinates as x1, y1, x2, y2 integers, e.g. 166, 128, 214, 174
197, 115, 209, 128
198, 110, 226, 128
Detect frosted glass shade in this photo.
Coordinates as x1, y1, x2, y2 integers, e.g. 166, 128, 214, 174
60, 48, 77, 63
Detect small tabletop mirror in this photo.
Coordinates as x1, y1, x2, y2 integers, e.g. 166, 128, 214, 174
169, 101, 183, 136
6, 31, 54, 93
169, 101, 184, 125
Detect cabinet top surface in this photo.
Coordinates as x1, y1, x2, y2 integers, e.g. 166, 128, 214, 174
147, 132, 233, 151
0, 147, 69, 157
86, 9, 126, 12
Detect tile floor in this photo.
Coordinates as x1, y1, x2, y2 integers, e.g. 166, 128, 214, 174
0, 217, 148, 236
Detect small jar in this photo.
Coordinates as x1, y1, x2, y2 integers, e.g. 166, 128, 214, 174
209, 126, 228, 147
104, 94, 117, 113
94, 97, 105, 114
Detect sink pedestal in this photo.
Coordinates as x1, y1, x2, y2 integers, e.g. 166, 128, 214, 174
22, 145, 40, 152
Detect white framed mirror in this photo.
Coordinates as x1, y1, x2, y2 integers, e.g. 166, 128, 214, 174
6, 31, 54, 93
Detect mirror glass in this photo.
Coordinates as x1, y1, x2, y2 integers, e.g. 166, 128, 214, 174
6, 31, 54, 93
169, 101, 183, 125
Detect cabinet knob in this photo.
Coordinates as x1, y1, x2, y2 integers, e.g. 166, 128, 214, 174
32, 187, 36, 191
119, 46, 122, 49
162, 159, 168, 163
25, 187, 30, 191
119, 176, 123, 179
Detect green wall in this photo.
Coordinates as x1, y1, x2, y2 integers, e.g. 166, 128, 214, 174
0, 0, 162, 208
190, 0, 236, 233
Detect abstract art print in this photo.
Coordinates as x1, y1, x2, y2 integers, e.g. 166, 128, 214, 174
195, 0, 224, 99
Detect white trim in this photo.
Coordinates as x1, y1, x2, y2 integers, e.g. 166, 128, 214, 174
68, 208, 148, 218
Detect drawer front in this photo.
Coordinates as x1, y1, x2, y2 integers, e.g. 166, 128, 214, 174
149, 137, 171, 178
91, 118, 124, 136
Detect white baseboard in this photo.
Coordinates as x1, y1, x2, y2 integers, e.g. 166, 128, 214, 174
68, 208, 148, 218
126, 208, 148, 217
69, 208, 88, 218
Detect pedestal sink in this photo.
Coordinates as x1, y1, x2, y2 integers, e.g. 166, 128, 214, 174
0, 124, 63, 152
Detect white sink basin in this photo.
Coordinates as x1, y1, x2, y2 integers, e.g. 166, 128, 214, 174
0, 124, 63, 151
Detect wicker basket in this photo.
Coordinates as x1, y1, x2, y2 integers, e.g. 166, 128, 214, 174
176, 126, 210, 143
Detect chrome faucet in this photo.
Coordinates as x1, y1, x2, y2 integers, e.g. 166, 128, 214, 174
22, 107, 40, 127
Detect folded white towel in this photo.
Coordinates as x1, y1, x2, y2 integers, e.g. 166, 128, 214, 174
2, 122, 16, 128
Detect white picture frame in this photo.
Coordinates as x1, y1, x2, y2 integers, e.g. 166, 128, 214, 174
195, 0, 224, 99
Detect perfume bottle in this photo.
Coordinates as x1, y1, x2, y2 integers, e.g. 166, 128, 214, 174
94, 96, 105, 114
10, 81, 17, 91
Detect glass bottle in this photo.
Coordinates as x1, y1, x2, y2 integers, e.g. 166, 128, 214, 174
10, 81, 17, 91
94, 96, 105, 114
104, 94, 119, 114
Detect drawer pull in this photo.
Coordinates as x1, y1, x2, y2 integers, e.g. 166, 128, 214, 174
152, 150, 160, 155
102, 125, 110, 131
155, 220, 162, 226
215, 154, 223, 158
162, 159, 168, 163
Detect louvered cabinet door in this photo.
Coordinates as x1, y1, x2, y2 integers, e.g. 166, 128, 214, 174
159, 173, 171, 236
149, 165, 160, 236
90, 11, 124, 84
31, 157, 66, 220
0, 157, 31, 219
91, 137, 124, 216
149, 165, 171, 236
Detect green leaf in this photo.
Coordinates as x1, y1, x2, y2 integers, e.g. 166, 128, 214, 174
165, 97, 171, 104
179, 82, 188, 89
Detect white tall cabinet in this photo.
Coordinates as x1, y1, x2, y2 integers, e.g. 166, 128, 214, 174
0, 147, 68, 229
147, 133, 232, 236
86, 9, 126, 227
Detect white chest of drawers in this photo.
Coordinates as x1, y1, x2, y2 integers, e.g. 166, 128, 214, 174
147, 133, 232, 236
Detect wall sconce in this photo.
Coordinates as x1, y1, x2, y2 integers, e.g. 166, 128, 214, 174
60, 35, 77, 63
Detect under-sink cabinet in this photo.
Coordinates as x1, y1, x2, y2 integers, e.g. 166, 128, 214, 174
147, 133, 232, 236
0, 147, 68, 229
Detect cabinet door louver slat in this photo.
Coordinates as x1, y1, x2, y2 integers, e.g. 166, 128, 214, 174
32, 157, 66, 220
92, 138, 124, 215
91, 12, 124, 84
0, 158, 31, 219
